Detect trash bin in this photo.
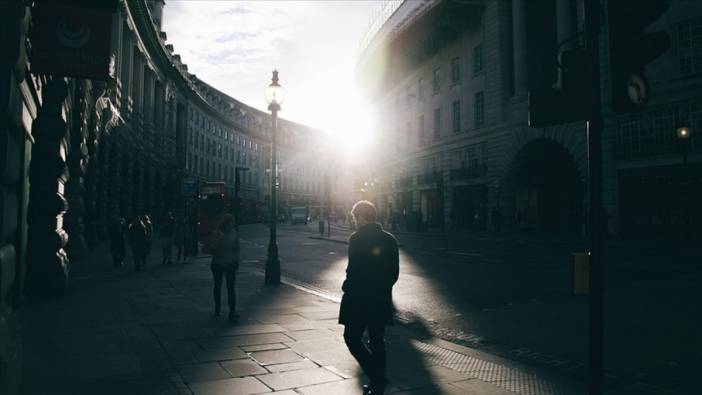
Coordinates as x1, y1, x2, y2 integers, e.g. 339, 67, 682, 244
572, 252, 589, 295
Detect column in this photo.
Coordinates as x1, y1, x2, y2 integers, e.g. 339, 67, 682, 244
512, 0, 528, 96
556, 0, 576, 51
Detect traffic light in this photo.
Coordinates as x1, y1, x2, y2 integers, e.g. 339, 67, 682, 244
528, 49, 590, 128
608, 0, 670, 113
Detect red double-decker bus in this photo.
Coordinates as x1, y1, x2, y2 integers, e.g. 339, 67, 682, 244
197, 181, 227, 235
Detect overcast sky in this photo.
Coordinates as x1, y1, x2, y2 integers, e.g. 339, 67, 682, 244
162, 1, 381, 132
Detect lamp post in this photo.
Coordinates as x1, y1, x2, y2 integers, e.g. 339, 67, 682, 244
676, 126, 691, 238
265, 70, 285, 284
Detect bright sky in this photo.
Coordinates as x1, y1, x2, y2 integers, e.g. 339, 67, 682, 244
163, 0, 382, 154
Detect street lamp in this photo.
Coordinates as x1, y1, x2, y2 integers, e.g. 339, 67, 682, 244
676, 125, 691, 238
677, 126, 691, 166
265, 70, 285, 284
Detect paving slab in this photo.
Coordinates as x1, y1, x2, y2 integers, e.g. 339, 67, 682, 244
265, 359, 319, 373
177, 362, 231, 383
188, 376, 271, 395
296, 377, 366, 395
194, 347, 248, 362
220, 358, 268, 377
284, 328, 337, 341
392, 382, 475, 395
256, 367, 343, 390
199, 333, 293, 348
250, 349, 305, 365
209, 324, 287, 336
299, 310, 340, 321
241, 343, 289, 352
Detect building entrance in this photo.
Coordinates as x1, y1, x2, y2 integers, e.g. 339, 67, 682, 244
508, 139, 582, 233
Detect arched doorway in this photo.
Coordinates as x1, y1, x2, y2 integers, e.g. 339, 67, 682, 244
506, 139, 583, 234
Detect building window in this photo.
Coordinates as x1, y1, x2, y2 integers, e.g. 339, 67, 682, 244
418, 78, 424, 100
677, 16, 702, 75
419, 115, 425, 145
433, 67, 440, 94
451, 57, 461, 83
474, 91, 484, 127
452, 100, 461, 133
473, 44, 484, 74
434, 108, 441, 139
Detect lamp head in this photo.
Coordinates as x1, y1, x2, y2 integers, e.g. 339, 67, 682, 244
677, 126, 691, 140
265, 70, 285, 109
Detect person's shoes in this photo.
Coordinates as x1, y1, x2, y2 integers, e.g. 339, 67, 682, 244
228, 312, 240, 321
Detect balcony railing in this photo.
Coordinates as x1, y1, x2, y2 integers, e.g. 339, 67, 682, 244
449, 165, 487, 181
615, 136, 700, 160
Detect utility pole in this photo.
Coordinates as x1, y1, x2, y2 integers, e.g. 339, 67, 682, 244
585, 1, 604, 394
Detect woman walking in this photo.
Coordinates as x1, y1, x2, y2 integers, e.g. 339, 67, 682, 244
206, 214, 240, 321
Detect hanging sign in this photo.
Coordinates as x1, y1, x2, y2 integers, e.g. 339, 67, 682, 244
31, 1, 118, 80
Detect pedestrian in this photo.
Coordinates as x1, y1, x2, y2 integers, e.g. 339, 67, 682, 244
204, 214, 240, 321
142, 214, 153, 264
127, 216, 147, 271
160, 211, 175, 264
339, 200, 399, 395
174, 214, 187, 263
109, 216, 126, 267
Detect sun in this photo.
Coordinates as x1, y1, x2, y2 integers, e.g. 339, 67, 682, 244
324, 91, 376, 160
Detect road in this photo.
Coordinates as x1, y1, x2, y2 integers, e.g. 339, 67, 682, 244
237, 223, 701, 393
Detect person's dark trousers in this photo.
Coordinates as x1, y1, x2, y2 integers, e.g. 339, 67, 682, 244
211, 265, 236, 316
344, 322, 387, 393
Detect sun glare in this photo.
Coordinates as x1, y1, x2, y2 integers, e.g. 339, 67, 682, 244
323, 91, 376, 160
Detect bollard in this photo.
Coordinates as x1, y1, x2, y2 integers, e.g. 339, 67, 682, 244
573, 252, 590, 294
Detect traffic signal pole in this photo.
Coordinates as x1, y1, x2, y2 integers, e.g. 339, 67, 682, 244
585, 1, 604, 394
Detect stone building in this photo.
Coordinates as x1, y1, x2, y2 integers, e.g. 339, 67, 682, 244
0, 0, 326, 392
356, 0, 702, 237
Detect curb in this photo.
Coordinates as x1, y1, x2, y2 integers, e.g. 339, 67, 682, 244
309, 236, 349, 244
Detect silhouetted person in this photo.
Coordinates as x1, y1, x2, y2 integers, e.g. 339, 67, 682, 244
206, 214, 240, 321
174, 214, 188, 263
160, 212, 175, 264
142, 215, 153, 264
128, 216, 147, 271
339, 200, 399, 395
109, 217, 127, 267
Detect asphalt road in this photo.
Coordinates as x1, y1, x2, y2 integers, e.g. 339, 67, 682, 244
237, 223, 701, 393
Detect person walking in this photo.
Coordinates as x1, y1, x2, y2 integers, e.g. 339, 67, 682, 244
160, 212, 175, 264
205, 214, 240, 321
127, 216, 147, 272
174, 214, 187, 263
142, 215, 153, 265
339, 200, 399, 395
109, 217, 127, 267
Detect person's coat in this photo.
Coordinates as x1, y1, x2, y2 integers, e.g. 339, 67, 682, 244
210, 229, 240, 270
339, 222, 399, 326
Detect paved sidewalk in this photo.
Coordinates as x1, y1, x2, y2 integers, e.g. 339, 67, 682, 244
20, 248, 584, 395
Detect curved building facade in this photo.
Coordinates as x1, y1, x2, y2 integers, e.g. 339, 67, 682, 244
0, 1, 325, 391
356, 0, 702, 237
